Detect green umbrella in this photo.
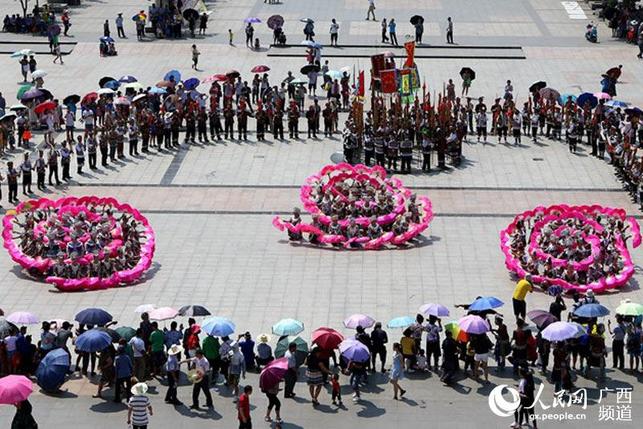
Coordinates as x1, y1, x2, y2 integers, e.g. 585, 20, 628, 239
115, 326, 136, 341
615, 300, 643, 317
275, 336, 308, 366
16, 84, 33, 101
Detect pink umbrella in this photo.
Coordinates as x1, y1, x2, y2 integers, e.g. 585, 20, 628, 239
148, 307, 178, 321
458, 315, 490, 334
343, 314, 375, 329
259, 357, 288, 390
6, 311, 39, 325
594, 92, 611, 100
0, 375, 33, 404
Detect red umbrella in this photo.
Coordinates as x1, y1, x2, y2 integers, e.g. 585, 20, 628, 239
251, 65, 270, 73
156, 80, 174, 88
203, 74, 227, 84
81, 92, 98, 105
311, 327, 344, 350
34, 100, 57, 115
259, 357, 288, 391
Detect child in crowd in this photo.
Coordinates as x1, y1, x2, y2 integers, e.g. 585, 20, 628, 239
331, 373, 342, 406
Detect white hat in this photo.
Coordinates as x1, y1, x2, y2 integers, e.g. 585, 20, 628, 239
131, 382, 148, 396
168, 344, 183, 356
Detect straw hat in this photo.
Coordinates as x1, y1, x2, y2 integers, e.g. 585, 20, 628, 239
131, 382, 148, 396
168, 344, 183, 356
258, 334, 271, 343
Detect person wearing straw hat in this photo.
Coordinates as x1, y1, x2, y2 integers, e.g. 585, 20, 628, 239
128, 382, 153, 429
165, 344, 183, 405
255, 334, 273, 370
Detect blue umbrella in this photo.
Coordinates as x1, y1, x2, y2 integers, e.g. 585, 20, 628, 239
36, 348, 70, 392
558, 93, 577, 104
605, 99, 628, 108
104, 80, 120, 90
100, 36, 114, 43
74, 308, 113, 326
202, 317, 235, 337
573, 303, 610, 318
164, 69, 181, 83
183, 77, 200, 91
576, 92, 598, 108
338, 339, 370, 362
119, 75, 138, 83
272, 318, 304, 336
149, 87, 167, 95
387, 316, 415, 329
469, 296, 504, 312
75, 329, 112, 352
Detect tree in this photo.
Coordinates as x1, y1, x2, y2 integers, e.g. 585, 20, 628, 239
16, 0, 30, 18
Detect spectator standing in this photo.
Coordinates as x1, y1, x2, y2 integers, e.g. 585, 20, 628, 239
388, 18, 398, 45
116, 13, 125, 38
238, 385, 253, 429
446, 17, 454, 43
164, 344, 182, 405
128, 382, 153, 429
370, 322, 388, 372
512, 275, 533, 321
114, 346, 133, 403
366, 0, 376, 21
329, 19, 339, 47
381, 18, 388, 43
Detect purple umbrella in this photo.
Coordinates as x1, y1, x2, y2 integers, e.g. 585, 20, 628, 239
458, 315, 489, 334
20, 89, 43, 102
419, 303, 450, 318
244, 17, 261, 24
541, 321, 580, 342
343, 314, 375, 329
6, 312, 39, 325
527, 310, 557, 329
338, 339, 370, 362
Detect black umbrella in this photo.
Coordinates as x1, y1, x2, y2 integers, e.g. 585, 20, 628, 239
529, 81, 546, 92
38, 88, 54, 101
178, 305, 211, 317
625, 107, 642, 117
410, 15, 424, 25
183, 8, 199, 21
99, 76, 116, 88
97, 327, 120, 343
459, 67, 475, 81
63, 94, 80, 105
226, 70, 240, 79
267, 14, 284, 30
0, 318, 18, 337
301, 64, 320, 75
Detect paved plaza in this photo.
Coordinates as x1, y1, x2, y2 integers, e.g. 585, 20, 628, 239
0, 0, 642, 427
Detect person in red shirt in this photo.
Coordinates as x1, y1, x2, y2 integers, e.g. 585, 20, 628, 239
238, 385, 253, 429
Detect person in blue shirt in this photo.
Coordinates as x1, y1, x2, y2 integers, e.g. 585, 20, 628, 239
388, 19, 398, 46
114, 345, 133, 403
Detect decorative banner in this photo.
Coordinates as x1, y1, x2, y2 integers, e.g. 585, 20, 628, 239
380, 69, 397, 94
370, 54, 386, 77
399, 69, 411, 95
358, 70, 365, 97
499, 204, 641, 293
404, 41, 415, 68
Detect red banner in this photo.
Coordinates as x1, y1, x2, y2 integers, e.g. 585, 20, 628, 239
358, 70, 365, 97
404, 41, 415, 68
380, 69, 397, 94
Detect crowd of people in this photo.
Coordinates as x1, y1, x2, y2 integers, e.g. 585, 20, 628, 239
1, 281, 642, 427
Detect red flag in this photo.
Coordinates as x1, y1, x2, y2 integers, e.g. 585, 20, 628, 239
358, 70, 365, 97
380, 69, 397, 94
404, 41, 415, 68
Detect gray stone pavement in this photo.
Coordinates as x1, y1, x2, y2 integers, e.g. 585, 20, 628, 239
0, 0, 642, 427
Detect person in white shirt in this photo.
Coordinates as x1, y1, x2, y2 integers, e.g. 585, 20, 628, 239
366, 0, 376, 21
181, 349, 214, 409
128, 330, 146, 381
329, 19, 339, 46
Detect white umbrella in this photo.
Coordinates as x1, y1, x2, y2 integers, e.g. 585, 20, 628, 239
132, 94, 147, 103
0, 112, 17, 122
31, 70, 47, 79
135, 304, 156, 313
11, 49, 34, 58
9, 104, 27, 112
97, 88, 115, 95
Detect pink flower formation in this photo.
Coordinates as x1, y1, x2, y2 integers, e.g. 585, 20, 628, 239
2, 196, 155, 291
273, 163, 434, 249
500, 204, 641, 293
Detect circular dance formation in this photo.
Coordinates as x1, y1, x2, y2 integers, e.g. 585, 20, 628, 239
500, 204, 641, 293
273, 163, 433, 249
2, 196, 155, 291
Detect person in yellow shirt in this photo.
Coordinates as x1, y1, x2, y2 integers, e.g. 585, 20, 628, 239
512, 274, 533, 321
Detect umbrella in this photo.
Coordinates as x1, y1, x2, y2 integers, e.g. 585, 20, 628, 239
10, 49, 34, 58
99, 76, 117, 88
81, 92, 98, 105
134, 304, 155, 313
20, 89, 43, 102
0, 375, 33, 404
37, 88, 53, 101
527, 310, 557, 329
272, 318, 304, 336
343, 314, 375, 329
275, 336, 308, 365
410, 15, 424, 25
615, 299, 643, 316
115, 326, 136, 341
148, 307, 178, 321
183, 78, 200, 91
16, 84, 33, 100
570, 322, 587, 338
34, 101, 57, 115
459, 67, 476, 81
75, 329, 112, 352
594, 92, 611, 100
468, 296, 504, 312
338, 339, 370, 362
325, 70, 343, 81
124, 82, 144, 92
164, 69, 181, 83
605, 100, 628, 108
63, 94, 80, 105
74, 308, 112, 326
0, 112, 17, 122
419, 303, 450, 318
9, 104, 28, 112
558, 93, 577, 104
301, 40, 323, 49
202, 317, 235, 337
529, 81, 547, 92
444, 321, 468, 342
311, 327, 344, 350
183, 9, 199, 21
573, 303, 610, 318
113, 96, 131, 106
244, 17, 261, 24
290, 77, 307, 85
458, 315, 490, 334
149, 86, 167, 95
539, 87, 560, 101
541, 321, 579, 342
267, 14, 284, 30
103, 80, 120, 90
387, 316, 415, 329
97, 327, 120, 342
97, 88, 115, 96
625, 107, 642, 117
48, 24, 61, 36
6, 312, 39, 325
178, 305, 211, 317
259, 357, 288, 390
0, 318, 18, 337
203, 74, 227, 84
226, 70, 240, 79
118, 75, 138, 83
36, 348, 69, 392
301, 64, 320, 75
31, 69, 47, 79
251, 65, 271, 73
300, 18, 314, 23
576, 92, 598, 108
